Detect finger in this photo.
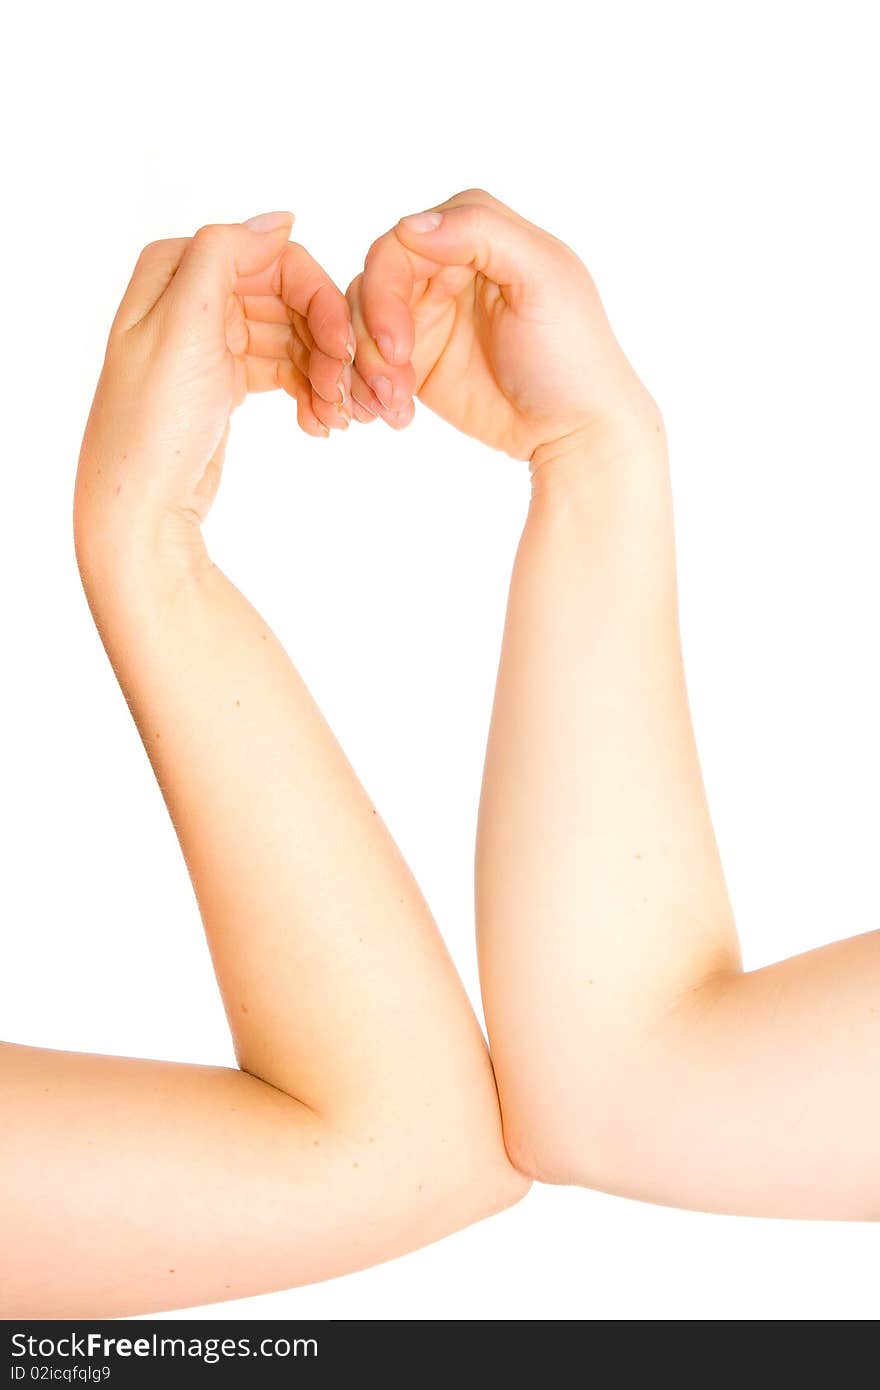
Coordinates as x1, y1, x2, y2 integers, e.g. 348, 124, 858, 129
240, 294, 290, 325
385, 398, 416, 431
244, 319, 295, 359
244, 356, 330, 439
244, 354, 300, 396
360, 233, 416, 367
242, 323, 309, 389
164, 214, 295, 331
310, 386, 349, 433
298, 393, 331, 438
113, 238, 191, 332
290, 271, 353, 364
237, 242, 354, 364
393, 196, 551, 308
350, 365, 414, 431
290, 309, 314, 352
350, 366, 382, 418
309, 349, 350, 409
350, 398, 377, 425
348, 274, 415, 412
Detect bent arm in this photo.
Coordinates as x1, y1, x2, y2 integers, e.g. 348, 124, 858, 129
477, 430, 880, 1219
1, 520, 523, 1319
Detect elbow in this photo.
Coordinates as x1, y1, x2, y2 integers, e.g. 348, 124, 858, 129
396, 1105, 532, 1244
501, 1115, 589, 1189
495, 1077, 640, 1193
427, 1123, 532, 1233
475, 1141, 534, 1216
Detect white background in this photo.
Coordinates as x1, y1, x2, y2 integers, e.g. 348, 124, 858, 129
2, 0, 878, 1320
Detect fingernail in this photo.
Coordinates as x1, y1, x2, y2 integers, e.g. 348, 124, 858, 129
400, 211, 443, 233
244, 211, 293, 233
337, 378, 348, 408
375, 333, 396, 365
351, 386, 379, 417
373, 376, 394, 408
345, 329, 357, 364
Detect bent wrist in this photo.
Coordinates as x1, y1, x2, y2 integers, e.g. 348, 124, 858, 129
529, 398, 668, 504
526, 415, 672, 545
74, 497, 212, 613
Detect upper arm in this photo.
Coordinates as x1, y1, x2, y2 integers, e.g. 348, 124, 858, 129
1, 1042, 524, 1318
506, 931, 880, 1219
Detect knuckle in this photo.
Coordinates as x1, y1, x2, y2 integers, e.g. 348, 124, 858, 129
137, 238, 169, 264
461, 203, 491, 238
452, 186, 495, 208
364, 233, 392, 269
192, 222, 226, 251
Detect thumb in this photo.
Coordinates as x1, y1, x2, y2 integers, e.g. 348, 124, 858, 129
112, 237, 191, 333
164, 212, 295, 327
394, 196, 552, 304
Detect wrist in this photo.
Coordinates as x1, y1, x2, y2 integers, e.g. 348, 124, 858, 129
526, 408, 671, 543
74, 498, 212, 611
529, 397, 668, 503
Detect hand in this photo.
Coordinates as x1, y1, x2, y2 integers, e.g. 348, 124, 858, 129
347, 189, 659, 466
75, 213, 354, 568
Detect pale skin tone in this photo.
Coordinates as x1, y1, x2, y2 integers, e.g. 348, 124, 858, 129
5, 192, 875, 1324
1, 212, 526, 1320
351, 189, 880, 1221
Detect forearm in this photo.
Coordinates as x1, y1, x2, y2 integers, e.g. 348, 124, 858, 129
478, 431, 880, 1218
75, 516, 513, 1173
477, 429, 739, 1178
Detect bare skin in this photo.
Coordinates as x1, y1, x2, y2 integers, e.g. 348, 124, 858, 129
1, 213, 526, 1320
351, 188, 880, 1220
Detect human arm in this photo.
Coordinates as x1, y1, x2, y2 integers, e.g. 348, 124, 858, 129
2, 215, 524, 1320
351, 189, 880, 1220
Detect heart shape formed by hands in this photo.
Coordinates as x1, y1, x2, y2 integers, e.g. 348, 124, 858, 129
76, 190, 659, 567
242, 189, 653, 466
